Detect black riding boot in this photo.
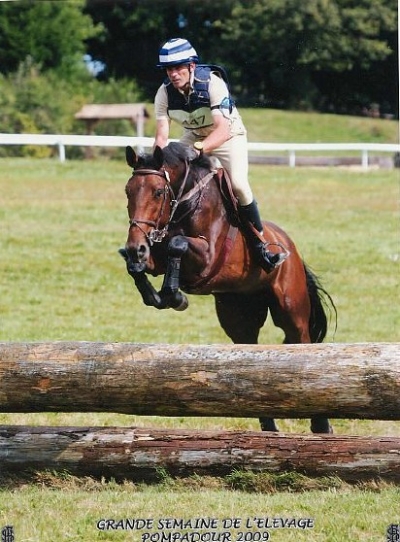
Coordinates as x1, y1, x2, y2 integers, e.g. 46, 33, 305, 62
238, 200, 288, 272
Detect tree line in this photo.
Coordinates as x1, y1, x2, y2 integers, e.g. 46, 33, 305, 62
0, 0, 397, 153
84, 0, 398, 116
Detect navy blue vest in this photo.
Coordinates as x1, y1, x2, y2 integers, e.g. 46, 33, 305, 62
165, 65, 214, 114
164, 65, 233, 132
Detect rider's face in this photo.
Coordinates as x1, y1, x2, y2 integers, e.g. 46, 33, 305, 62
166, 63, 193, 91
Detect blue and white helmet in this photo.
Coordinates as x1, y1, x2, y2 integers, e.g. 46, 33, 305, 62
157, 38, 199, 68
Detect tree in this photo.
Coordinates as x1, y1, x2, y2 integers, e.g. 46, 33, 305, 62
84, 0, 234, 94
0, 0, 99, 77
219, 0, 398, 112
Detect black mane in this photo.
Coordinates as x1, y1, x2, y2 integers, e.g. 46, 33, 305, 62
163, 142, 213, 171
133, 142, 213, 174
163, 142, 215, 218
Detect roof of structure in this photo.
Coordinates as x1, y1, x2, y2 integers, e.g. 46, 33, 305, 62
75, 103, 150, 121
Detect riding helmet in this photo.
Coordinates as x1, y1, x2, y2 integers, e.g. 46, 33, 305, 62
157, 38, 199, 68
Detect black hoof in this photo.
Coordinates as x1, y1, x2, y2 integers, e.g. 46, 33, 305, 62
311, 417, 333, 434
158, 290, 189, 311
259, 417, 279, 432
171, 292, 189, 311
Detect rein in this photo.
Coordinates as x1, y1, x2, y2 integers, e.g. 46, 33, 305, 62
128, 163, 214, 245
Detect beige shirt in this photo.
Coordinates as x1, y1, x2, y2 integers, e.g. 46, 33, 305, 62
154, 72, 246, 139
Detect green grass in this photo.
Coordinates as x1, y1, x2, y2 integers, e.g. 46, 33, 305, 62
0, 112, 399, 542
1, 475, 399, 542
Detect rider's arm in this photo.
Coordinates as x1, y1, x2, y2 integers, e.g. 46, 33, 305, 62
200, 113, 231, 154
198, 74, 232, 153
154, 118, 170, 149
154, 84, 170, 149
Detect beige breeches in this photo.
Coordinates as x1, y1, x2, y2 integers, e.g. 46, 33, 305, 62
180, 132, 253, 206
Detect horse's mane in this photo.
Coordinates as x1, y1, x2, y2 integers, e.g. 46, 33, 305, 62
163, 142, 216, 219
163, 142, 213, 171
134, 141, 212, 173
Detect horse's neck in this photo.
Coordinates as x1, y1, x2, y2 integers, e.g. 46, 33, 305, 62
181, 166, 233, 227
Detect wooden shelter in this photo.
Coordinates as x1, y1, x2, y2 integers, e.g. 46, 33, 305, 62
74, 103, 150, 136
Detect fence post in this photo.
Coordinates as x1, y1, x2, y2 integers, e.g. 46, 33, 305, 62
361, 149, 369, 170
289, 150, 296, 167
57, 141, 66, 163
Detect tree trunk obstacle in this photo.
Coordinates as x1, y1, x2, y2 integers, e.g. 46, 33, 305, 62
0, 341, 399, 418
0, 426, 399, 482
1, 341, 399, 481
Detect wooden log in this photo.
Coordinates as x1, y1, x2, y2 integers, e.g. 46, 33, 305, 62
1, 425, 399, 482
0, 341, 399, 419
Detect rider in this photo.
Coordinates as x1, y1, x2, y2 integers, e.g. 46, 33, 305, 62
154, 38, 288, 272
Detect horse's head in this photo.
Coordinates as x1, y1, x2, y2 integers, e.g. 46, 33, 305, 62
123, 145, 171, 272
123, 142, 214, 273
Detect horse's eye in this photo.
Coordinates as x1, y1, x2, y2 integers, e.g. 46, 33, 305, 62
154, 188, 164, 198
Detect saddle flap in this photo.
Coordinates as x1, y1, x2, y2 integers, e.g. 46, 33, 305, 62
214, 167, 240, 224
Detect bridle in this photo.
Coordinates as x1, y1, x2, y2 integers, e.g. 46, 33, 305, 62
127, 162, 215, 245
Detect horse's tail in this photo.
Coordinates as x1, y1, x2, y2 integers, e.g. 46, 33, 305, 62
304, 263, 337, 343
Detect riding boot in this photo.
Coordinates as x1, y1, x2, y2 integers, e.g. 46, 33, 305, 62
238, 200, 288, 273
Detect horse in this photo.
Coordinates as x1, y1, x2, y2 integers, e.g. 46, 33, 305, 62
120, 141, 336, 434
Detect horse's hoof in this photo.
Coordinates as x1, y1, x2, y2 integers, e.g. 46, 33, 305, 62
158, 289, 189, 311
172, 293, 189, 311
311, 418, 333, 434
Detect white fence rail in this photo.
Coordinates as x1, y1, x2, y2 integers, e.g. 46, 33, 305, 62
0, 132, 399, 169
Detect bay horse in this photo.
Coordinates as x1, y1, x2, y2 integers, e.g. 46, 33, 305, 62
120, 142, 335, 433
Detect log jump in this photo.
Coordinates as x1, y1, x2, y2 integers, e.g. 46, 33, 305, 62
1, 425, 399, 482
0, 341, 399, 419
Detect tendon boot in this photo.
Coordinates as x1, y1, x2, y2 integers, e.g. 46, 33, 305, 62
238, 200, 289, 272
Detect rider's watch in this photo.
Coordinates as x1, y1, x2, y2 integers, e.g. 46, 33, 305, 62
194, 141, 204, 155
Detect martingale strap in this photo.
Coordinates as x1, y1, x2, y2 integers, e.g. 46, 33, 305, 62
178, 170, 216, 204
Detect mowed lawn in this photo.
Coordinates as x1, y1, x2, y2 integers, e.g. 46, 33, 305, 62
0, 151, 399, 541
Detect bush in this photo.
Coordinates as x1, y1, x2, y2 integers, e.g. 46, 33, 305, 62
0, 58, 143, 158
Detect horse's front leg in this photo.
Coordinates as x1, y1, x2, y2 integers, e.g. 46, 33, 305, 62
158, 236, 190, 311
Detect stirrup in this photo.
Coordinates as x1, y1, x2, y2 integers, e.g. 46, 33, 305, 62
259, 241, 290, 272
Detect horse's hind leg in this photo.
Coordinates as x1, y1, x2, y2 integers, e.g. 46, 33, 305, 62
268, 273, 332, 433
213, 291, 268, 343
311, 416, 333, 433
213, 291, 278, 432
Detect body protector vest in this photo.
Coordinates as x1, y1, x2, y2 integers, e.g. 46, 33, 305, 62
165, 65, 234, 134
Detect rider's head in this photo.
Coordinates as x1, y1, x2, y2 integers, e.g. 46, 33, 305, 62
157, 38, 199, 91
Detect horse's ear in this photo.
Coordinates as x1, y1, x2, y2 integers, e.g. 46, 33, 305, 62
153, 145, 164, 169
125, 146, 137, 168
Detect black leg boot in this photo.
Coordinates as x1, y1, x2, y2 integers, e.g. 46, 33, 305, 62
238, 200, 289, 272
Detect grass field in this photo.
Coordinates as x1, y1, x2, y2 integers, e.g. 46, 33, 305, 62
0, 110, 399, 541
